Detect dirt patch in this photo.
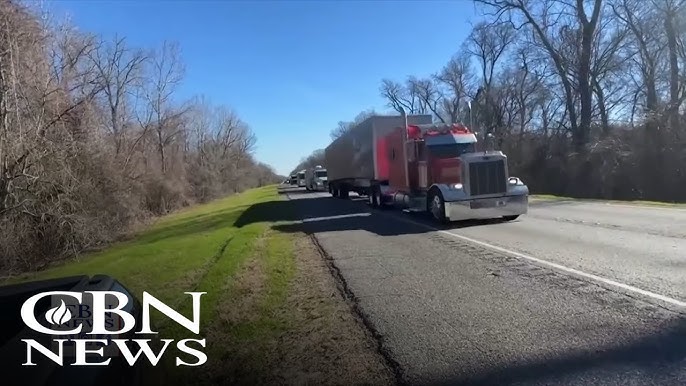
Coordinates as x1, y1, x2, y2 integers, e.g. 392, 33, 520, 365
266, 235, 395, 386
199, 232, 394, 385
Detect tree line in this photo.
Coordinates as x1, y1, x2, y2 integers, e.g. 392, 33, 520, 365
300, 0, 686, 203
0, 1, 280, 274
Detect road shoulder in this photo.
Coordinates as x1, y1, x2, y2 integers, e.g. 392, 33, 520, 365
201, 230, 395, 385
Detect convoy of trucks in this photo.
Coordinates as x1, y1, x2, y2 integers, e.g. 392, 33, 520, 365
322, 113, 529, 223
288, 113, 528, 224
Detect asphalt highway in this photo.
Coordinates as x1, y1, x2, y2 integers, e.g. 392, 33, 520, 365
277, 186, 686, 385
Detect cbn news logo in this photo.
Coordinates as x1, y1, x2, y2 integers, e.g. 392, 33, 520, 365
20, 291, 207, 367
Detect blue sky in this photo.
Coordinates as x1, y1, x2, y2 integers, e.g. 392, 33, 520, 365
49, 0, 480, 176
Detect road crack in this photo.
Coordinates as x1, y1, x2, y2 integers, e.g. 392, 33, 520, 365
308, 233, 407, 386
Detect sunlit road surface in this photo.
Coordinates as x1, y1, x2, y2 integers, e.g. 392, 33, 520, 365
455, 199, 686, 305
278, 185, 686, 385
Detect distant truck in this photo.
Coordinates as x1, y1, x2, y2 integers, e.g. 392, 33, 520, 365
289, 174, 298, 185
297, 170, 306, 187
324, 114, 529, 223
305, 166, 328, 191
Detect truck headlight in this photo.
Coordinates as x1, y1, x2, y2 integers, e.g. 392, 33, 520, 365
508, 177, 524, 186
449, 183, 463, 190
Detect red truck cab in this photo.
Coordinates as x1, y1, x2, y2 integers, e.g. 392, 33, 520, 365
384, 123, 476, 193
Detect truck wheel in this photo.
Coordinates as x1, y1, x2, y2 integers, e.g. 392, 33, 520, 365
503, 215, 519, 221
331, 184, 339, 197
339, 186, 349, 199
368, 191, 376, 207
368, 186, 380, 207
428, 189, 448, 224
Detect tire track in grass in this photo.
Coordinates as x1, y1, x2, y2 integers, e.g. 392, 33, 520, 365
157, 222, 270, 385
200, 228, 296, 385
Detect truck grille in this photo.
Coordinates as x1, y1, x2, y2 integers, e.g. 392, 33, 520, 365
468, 160, 507, 196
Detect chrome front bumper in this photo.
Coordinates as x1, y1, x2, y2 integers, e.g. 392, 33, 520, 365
445, 194, 528, 221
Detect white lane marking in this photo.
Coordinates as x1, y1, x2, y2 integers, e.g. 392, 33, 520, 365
381, 213, 686, 309
302, 213, 371, 223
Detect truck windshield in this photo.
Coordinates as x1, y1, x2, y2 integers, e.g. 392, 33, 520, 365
298, 173, 305, 178
427, 143, 475, 158
315, 170, 327, 178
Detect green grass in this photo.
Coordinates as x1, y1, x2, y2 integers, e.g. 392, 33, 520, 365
530, 194, 686, 208
7, 186, 277, 298
225, 230, 296, 342
4, 184, 300, 383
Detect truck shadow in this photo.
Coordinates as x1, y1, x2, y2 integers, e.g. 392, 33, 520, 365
235, 194, 516, 237
429, 316, 686, 386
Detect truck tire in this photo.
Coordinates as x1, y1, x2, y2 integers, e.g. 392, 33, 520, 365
428, 188, 448, 224
503, 215, 519, 221
368, 186, 380, 207
339, 185, 349, 199
331, 185, 339, 198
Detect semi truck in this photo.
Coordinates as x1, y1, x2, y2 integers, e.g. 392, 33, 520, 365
296, 170, 307, 187
305, 166, 328, 191
324, 114, 529, 223
289, 174, 298, 185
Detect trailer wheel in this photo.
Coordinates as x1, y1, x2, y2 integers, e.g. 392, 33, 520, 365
368, 186, 380, 207
502, 215, 519, 221
428, 189, 448, 224
339, 186, 349, 199
331, 184, 339, 197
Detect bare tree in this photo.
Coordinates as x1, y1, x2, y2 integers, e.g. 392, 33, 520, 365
379, 79, 420, 114
88, 36, 147, 155
0, 2, 281, 273
154, 42, 185, 174
654, 0, 686, 128
466, 21, 515, 91
477, 0, 603, 151
611, 0, 663, 120
434, 55, 474, 124
329, 109, 376, 140
408, 77, 445, 123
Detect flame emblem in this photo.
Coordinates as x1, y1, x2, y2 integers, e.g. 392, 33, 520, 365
45, 300, 72, 325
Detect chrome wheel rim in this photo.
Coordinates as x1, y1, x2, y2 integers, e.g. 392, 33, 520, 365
431, 195, 442, 219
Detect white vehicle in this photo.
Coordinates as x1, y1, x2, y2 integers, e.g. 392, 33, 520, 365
305, 166, 328, 191
297, 170, 306, 187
